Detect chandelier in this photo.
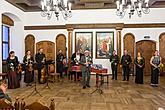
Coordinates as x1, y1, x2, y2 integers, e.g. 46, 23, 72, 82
41, 0, 72, 20
116, 0, 150, 18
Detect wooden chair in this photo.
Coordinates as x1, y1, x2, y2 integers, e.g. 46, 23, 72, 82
0, 99, 14, 110
48, 64, 60, 82
24, 102, 49, 110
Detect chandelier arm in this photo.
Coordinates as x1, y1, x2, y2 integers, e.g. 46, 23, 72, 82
40, 0, 72, 20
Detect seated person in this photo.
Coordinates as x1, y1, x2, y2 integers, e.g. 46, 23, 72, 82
0, 80, 12, 102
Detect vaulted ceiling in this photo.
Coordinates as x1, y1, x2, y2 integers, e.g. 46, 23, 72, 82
5, 0, 165, 12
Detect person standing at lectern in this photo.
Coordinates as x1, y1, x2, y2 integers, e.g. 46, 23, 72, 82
110, 50, 119, 80
121, 50, 132, 81
35, 48, 46, 83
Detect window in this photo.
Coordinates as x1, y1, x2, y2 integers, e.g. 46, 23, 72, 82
2, 25, 10, 60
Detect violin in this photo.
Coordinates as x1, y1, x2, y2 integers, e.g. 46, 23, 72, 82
17, 63, 22, 73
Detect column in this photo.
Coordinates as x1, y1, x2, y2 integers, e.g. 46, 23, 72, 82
116, 29, 122, 58
116, 29, 122, 75
67, 28, 74, 71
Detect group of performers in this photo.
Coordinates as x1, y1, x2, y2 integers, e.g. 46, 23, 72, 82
5, 48, 46, 89
3, 47, 162, 90
110, 49, 161, 87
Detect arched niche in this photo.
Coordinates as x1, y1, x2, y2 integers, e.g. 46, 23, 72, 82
159, 32, 165, 59
56, 34, 66, 57
36, 41, 55, 61
136, 40, 156, 75
25, 34, 35, 57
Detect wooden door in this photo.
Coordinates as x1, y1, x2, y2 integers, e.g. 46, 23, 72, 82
25, 34, 35, 57
56, 34, 66, 57
36, 41, 55, 61
123, 33, 135, 60
159, 33, 165, 59
123, 33, 135, 75
136, 40, 156, 75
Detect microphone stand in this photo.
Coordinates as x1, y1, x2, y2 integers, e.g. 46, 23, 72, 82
91, 73, 103, 95
26, 63, 42, 98
43, 60, 54, 90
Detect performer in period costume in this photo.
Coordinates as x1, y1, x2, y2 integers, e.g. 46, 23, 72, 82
56, 50, 64, 78
80, 50, 92, 89
35, 48, 46, 84
150, 50, 161, 87
121, 50, 132, 81
110, 50, 119, 80
6, 51, 20, 89
23, 50, 34, 86
134, 52, 145, 84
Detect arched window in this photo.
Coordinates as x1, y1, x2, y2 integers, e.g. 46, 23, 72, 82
2, 14, 14, 61
2, 25, 10, 60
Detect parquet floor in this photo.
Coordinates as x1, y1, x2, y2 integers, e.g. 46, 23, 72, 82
7, 75, 165, 110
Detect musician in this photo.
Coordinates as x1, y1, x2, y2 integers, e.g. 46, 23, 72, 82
35, 48, 46, 83
150, 50, 161, 87
134, 52, 145, 84
121, 50, 132, 81
71, 50, 82, 66
70, 50, 82, 81
110, 50, 119, 80
80, 50, 92, 89
6, 51, 20, 89
0, 80, 12, 102
56, 49, 64, 78
23, 50, 34, 86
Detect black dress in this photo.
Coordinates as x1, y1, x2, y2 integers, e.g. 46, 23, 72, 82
134, 57, 145, 84
150, 56, 161, 85
23, 55, 34, 84
56, 53, 64, 78
6, 56, 20, 89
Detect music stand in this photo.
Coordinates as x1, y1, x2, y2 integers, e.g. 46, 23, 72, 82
43, 60, 55, 89
26, 63, 42, 98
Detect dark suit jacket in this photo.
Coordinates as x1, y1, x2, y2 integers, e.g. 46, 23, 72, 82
80, 54, 92, 72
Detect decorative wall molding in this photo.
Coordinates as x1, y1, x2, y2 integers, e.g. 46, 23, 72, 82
24, 23, 165, 30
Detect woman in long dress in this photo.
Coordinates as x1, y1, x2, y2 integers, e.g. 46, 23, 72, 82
150, 50, 161, 87
6, 51, 20, 89
23, 50, 34, 86
134, 52, 145, 84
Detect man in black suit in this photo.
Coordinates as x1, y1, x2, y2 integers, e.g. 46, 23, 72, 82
110, 50, 119, 80
35, 48, 46, 83
121, 50, 132, 81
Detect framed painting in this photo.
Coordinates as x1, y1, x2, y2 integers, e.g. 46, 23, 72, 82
96, 32, 114, 59
75, 32, 93, 57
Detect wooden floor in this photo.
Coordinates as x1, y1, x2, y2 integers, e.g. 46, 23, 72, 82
7, 75, 165, 110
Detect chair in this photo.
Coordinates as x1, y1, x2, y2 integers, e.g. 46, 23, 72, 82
48, 64, 60, 82
24, 102, 49, 110
0, 99, 14, 110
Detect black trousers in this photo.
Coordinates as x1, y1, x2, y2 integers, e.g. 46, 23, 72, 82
111, 65, 118, 80
123, 66, 130, 81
